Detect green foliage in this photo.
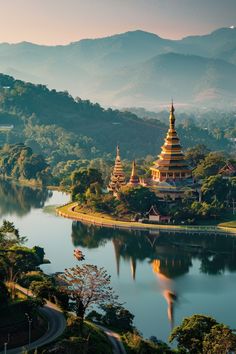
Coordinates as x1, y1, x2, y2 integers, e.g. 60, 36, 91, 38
201, 175, 229, 203
50, 316, 113, 354
170, 314, 236, 354
0, 245, 45, 283
185, 144, 210, 168
193, 152, 226, 179
123, 331, 173, 354
0, 143, 51, 184
0, 219, 23, 247
101, 304, 134, 331
203, 324, 236, 354
0, 74, 229, 166
169, 314, 218, 353
18, 271, 46, 288
119, 186, 159, 214
30, 280, 56, 299
29, 278, 69, 309
71, 168, 103, 201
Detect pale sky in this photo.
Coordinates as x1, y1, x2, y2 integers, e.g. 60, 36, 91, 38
0, 0, 235, 45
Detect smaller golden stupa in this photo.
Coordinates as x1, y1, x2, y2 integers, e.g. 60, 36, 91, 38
128, 160, 140, 187
108, 145, 126, 192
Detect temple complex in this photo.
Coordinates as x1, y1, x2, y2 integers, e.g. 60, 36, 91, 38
108, 102, 197, 200
108, 145, 126, 193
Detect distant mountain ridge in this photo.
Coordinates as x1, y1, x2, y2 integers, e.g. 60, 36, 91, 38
0, 27, 235, 108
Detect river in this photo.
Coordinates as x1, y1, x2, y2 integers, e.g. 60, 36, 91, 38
1, 180, 236, 342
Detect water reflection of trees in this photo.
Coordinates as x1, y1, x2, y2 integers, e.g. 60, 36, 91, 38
72, 222, 236, 329
0, 180, 52, 216
71, 222, 236, 277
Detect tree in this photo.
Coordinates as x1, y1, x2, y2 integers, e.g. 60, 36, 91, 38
101, 304, 134, 330
71, 168, 103, 201
203, 324, 236, 354
193, 152, 226, 179
119, 186, 159, 214
201, 175, 229, 203
59, 265, 118, 332
30, 280, 56, 300
0, 246, 45, 291
185, 144, 210, 168
29, 279, 69, 308
169, 314, 217, 353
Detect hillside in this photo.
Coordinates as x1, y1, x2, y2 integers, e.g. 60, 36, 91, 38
0, 28, 235, 108
94, 53, 236, 106
0, 74, 229, 164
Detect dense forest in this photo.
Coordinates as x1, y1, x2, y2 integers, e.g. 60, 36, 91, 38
0, 74, 230, 167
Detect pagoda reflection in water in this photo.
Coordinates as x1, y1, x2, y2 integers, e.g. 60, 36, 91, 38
71, 222, 236, 327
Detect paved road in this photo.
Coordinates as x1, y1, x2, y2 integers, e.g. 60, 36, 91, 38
0, 284, 66, 354
96, 324, 126, 354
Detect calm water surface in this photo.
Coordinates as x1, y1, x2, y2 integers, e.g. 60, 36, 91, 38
1, 180, 236, 342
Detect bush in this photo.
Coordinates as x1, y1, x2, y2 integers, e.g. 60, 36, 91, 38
102, 304, 134, 331
122, 331, 173, 354
18, 271, 46, 288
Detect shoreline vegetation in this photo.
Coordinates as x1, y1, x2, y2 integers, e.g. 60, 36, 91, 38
56, 202, 236, 234
0, 175, 68, 193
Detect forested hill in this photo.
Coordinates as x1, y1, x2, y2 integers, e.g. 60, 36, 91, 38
0, 74, 229, 164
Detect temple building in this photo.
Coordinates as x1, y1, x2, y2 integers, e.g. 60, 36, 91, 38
108, 145, 126, 193
219, 161, 236, 178
150, 102, 192, 182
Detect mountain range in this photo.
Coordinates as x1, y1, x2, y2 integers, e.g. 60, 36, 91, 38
0, 27, 236, 108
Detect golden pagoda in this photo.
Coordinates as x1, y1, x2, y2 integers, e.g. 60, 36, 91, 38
108, 145, 126, 192
150, 102, 192, 182
128, 160, 140, 187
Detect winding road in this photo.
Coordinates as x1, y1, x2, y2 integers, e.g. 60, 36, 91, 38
96, 324, 126, 354
0, 284, 66, 354
1, 284, 126, 354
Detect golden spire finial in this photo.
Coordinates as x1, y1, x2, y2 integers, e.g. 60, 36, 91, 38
116, 145, 120, 157
169, 100, 175, 128
131, 160, 136, 177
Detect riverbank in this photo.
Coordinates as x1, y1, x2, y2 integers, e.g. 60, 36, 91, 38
56, 202, 236, 235
0, 176, 68, 192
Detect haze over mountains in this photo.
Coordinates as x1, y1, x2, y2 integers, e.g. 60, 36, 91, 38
0, 27, 236, 109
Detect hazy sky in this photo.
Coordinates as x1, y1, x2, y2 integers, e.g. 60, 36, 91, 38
0, 0, 235, 45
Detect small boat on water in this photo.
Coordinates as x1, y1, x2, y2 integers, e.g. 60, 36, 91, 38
73, 248, 85, 261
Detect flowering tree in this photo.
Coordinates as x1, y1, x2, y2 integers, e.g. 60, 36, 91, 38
59, 264, 118, 332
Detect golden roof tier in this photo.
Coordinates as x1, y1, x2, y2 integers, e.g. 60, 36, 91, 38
108, 145, 126, 192
150, 103, 192, 182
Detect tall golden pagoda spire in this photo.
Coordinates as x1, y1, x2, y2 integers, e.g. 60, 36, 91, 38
128, 160, 140, 187
150, 102, 192, 182
108, 145, 126, 193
